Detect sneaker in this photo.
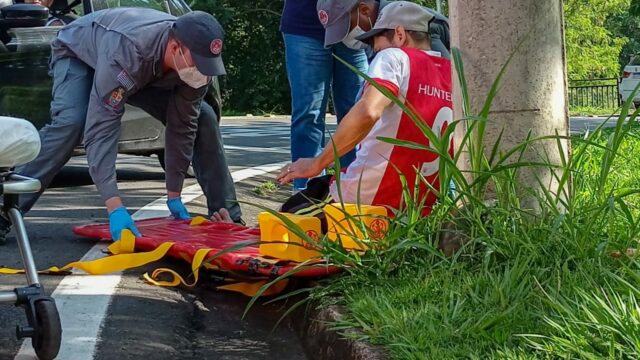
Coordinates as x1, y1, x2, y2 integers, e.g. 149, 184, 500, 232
0, 215, 11, 246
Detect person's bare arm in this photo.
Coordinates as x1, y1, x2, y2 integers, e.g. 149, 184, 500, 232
277, 85, 393, 184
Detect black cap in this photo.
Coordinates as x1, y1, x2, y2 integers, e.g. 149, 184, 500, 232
174, 11, 226, 76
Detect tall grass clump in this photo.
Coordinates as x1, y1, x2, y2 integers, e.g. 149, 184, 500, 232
244, 47, 640, 359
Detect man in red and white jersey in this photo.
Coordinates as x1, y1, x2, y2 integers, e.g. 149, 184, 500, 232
276, 1, 453, 218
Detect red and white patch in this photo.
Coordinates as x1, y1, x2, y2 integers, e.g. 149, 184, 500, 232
318, 10, 329, 25
210, 39, 223, 55
369, 219, 388, 240
304, 230, 320, 250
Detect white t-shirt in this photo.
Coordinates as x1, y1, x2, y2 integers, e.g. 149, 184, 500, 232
329, 47, 453, 215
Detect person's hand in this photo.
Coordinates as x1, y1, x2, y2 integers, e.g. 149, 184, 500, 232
167, 197, 191, 220
109, 207, 141, 241
276, 158, 323, 185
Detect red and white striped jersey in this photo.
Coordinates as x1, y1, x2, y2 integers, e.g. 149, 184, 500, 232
329, 47, 453, 215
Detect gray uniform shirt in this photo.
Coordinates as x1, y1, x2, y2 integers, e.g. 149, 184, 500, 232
50, 8, 206, 202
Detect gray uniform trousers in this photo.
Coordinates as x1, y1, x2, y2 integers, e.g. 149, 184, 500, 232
15, 56, 242, 221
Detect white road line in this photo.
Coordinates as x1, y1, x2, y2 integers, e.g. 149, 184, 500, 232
14, 245, 118, 360
224, 144, 289, 154
129, 161, 288, 220
14, 161, 289, 360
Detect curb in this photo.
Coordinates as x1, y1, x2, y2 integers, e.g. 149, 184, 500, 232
292, 303, 388, 360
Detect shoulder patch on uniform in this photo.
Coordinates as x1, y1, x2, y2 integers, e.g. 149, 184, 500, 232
104, 86, 126, 111
117, 70, 135, 91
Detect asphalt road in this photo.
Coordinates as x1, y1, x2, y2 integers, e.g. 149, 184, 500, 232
0, 116, 324, 360
0, 115, 623, 360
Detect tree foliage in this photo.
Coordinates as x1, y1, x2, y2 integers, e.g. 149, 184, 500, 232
191, 0, 637, 112
564, 0, 630, 79
412, 0, 448, 14
607, 0, 640, 70
192, 0, 289, 114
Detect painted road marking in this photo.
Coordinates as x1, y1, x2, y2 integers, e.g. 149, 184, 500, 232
224, 144, 289, 154
14, 161, 289, 360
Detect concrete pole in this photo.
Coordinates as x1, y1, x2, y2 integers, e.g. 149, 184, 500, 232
449, 0, 570, 209
436, 0, 442, 13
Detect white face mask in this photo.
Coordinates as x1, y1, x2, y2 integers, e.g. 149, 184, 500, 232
173, 48, 209, 89
342, 8, 372, 50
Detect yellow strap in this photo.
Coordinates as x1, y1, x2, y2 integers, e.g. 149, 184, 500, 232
0, 230, 166, 275
0, 268, 25, 275
140, 246, 291, 297
0, 224, 290, 297
107, 229, 137, 254
0, 230, 172, 275
143, 247, 211, 287
189, 216, 208, 226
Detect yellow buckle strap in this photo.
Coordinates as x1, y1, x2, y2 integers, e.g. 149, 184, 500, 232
0, 224, 289, 297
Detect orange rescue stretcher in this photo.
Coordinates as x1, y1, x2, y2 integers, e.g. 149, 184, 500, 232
2, 204, 389, 297
74, 217, 340, 278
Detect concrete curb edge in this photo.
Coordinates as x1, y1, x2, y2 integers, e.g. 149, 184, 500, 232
291, 303, 389, 360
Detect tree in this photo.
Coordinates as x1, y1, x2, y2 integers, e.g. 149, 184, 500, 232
564, 0, 630, 79
450, 0, 570, 209
192, 0, 290, 114
607, 0, 640, 69
413, 0, 449, 14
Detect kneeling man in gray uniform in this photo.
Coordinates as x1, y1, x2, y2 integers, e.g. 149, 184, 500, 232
0, 8, 242, 242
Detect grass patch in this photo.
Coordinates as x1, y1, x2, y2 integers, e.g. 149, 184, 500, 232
569, 105, 622, 117
245, 48, 640, 359
252, 180, 280, 197
321, 53, 640, 358
306, 120, 640, 359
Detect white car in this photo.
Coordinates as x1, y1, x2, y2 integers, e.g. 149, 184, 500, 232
619, 57, 640, 106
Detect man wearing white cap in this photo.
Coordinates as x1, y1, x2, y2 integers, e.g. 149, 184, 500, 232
277, 1, 453, 219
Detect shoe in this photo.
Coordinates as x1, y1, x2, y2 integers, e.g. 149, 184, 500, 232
233, 218, 246, 226
0, 215, 11, 246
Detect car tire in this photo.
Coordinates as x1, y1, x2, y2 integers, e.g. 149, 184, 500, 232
156, 151, 195, 178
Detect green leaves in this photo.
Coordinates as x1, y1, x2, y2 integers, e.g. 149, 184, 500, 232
564, 0, 630, 79
191, 0, 290, 114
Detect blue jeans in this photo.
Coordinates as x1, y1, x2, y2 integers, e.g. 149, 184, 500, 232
283, 34, 369, 190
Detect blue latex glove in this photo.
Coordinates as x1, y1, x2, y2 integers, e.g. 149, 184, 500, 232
109, 206, 141, 241
167, 197, 191, 220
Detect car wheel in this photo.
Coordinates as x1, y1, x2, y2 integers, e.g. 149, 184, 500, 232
156, 151, 195, 178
